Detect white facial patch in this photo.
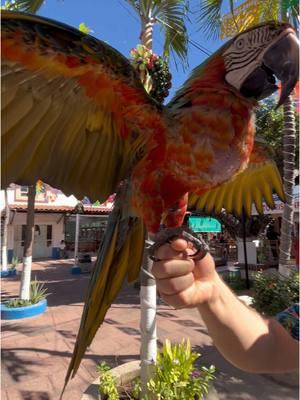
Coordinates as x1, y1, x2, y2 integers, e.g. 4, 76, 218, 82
223, 24, 286, 91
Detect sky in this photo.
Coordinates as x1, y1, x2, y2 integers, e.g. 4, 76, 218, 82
4, 0, 227, 99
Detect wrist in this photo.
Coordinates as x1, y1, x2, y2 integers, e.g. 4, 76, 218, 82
197, 271, 227, 308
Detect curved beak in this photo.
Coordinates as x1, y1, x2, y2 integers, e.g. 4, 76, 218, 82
263, 29, 299, 107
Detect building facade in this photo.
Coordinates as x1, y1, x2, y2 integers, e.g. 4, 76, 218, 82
0, 184, 113, 262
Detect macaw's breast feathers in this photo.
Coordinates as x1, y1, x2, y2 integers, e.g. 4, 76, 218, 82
1, 11, 161, 201
188, 140, 285, 217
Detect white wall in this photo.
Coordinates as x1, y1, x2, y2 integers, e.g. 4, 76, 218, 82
8, 212, 65, 259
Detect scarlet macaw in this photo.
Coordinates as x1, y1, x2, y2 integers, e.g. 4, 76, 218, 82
1, 11, 299, 385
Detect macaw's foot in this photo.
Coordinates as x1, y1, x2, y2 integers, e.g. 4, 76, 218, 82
149, 226, 209, 262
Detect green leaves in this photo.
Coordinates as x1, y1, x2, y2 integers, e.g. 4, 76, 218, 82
5, 278, 49, 308
127, 0, 190, 69
252, 271, 300, 316
96, 362, 119, 400
196, 0, 223, 39
30, 278, 50, 304
153, 0, 189, 68
256, 98, 299, 175
78, 22, 93, 35
146, 339, 215, 399
3, 0, 44, 12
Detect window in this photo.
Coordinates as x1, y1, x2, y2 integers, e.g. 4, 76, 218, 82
21, 225, 26, 246
20, 186, 28, 197
47, 225, 52, 247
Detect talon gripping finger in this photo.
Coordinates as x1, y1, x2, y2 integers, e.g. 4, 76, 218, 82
149, 226, 209, 262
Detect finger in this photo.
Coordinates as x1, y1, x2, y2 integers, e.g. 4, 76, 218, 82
155, 238, 195, 260
156, 273, 194, 296
155, 239, 187, 260
152, 258, 194, 279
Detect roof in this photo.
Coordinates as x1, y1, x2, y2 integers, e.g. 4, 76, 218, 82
7, 204, 112, 214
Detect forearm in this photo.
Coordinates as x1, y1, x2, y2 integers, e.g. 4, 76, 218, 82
198, 275, 299, 373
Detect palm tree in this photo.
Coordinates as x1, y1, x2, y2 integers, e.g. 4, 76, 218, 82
1, 189, 9, 272
19, 185, 36, 299
197, 0, 299, 277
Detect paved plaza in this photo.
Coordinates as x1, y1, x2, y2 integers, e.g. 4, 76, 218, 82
1, 259, 299, 400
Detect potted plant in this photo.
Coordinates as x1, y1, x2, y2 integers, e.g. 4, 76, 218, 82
8, 256, 18, 276
83, 339, 217, 400
1, 256, 18, 277
1, 278, 50, 319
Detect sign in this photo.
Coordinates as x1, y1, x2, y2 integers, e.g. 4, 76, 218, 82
188, 217, 221, 233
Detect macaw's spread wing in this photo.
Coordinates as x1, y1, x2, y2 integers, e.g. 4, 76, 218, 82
1, 11, 159, 200
188, 141, 285, 217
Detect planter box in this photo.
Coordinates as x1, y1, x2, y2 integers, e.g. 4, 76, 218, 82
81, 360, 219, 400
1, 269, 17, 278
71, 266, 82, 275
1, 299, 47, 320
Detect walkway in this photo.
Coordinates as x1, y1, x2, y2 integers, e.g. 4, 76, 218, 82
1, 259, 299, 400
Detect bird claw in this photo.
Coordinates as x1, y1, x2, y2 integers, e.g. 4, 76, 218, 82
148, 226, 209, 262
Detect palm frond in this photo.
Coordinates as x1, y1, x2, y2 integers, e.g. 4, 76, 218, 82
7, 0, 44, 12
153, 0, 189, 68
195, 0, 224, 39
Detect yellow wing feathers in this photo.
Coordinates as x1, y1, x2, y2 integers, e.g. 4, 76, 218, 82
189, 159, 284, 217
1, 12, 160, 201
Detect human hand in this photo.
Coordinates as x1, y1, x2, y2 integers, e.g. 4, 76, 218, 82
151, 238, 220, 309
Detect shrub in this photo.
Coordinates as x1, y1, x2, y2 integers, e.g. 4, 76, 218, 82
5, 299, 31, 308
5, 278, 49, 308
96, 340, 215, 400
96, 362, 119, 400
30, 278, 50, 304
252, 271, 299, 316
133, 339, 215, 400
9, 256, 19, 270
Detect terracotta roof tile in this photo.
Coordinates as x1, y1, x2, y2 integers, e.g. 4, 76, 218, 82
8, 204, 112, 214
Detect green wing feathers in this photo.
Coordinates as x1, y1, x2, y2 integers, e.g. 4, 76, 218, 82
65, 196, 146, 386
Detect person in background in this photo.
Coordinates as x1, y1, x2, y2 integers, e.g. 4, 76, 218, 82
152, 237, 299, 373
292, 227, 299, 269
266, 223, 280, 262
59, 240, 66, 259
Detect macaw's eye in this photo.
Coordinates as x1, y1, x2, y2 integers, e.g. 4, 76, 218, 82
236, 39, 245, 49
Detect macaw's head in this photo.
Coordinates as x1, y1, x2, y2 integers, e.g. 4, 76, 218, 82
223, 22, 299, 106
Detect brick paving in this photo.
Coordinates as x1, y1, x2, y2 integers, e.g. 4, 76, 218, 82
1, 259, 299, 400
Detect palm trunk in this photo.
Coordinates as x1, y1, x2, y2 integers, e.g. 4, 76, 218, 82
1, 190, 9, 271
141, 18, 154, 50
278, 95, 296, 277
19, 185, 36, 300
140, 237, 157, 397
139, 6, 157, 397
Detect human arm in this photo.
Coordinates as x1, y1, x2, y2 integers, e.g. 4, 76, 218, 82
152, 239, 299, 373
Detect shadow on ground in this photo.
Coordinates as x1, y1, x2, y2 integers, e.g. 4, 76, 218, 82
194, 345, 299, 400
1, 261, 141, 308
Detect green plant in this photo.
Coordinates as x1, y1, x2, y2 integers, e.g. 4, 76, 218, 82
96, 362, 119, 400
133, 339, 215, 400
252, 271, 299, 316
5, 278, 49, 308
5, 298, 31, 308
133, 279, 141, 290
30, 278, 49, 304
9, 256, 19, 270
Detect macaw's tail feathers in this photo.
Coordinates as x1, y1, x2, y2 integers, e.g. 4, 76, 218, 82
61, 193, 146, 396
